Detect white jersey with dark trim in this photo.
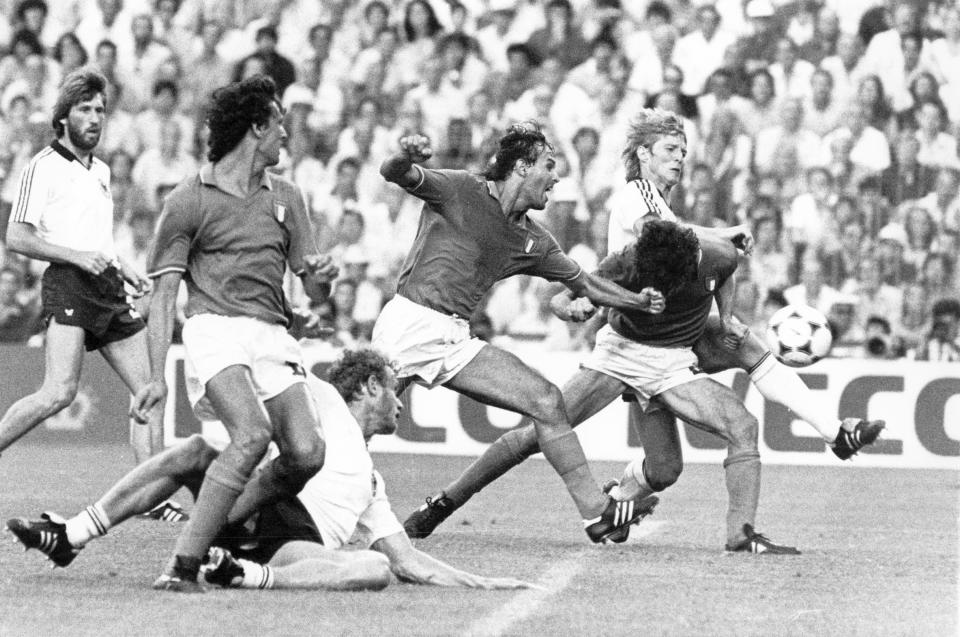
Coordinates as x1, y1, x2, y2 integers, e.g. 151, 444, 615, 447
293, 376, 404, 549
10, 141, 115, 257
607, 178, 677, 253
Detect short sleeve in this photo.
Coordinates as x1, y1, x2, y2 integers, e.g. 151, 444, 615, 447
405, 167, 468, 209
352, 470, 404, 548
531, 234, 582, 282
282, 183, 320, 276
10, 159, 52, 227
147, 183, 199, 278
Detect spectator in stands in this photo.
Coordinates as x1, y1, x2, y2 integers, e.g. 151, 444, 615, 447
75, 0, 129, 57
755, 98, 821, 197
769, 36, 814, 100
0, 28, 44, 92
821, 103, 891, 188
820, 32, 866, 106
233, 25, 296, 97
875, 222, 916, 287
440, 32, 487, 98
785, 254, 844, 316
132, 79, 193, 157
784, 166, 837, 256
915, 297, 960, 361
920, 252, 956, 305
902, 205, 940, 272
526, 0, 589, 71
673, 3, 733, 96
915, 99, 959, 170
882, 130, 936, 206
804, 68, 843, 138
91, 38, 122, 100
919, 167, 960, 231
118, 13, 174, 112
475, 0, 516, 73
51, 32, 88, 79
394, 0, 444, 90
339, 245, 384, 340
106, 148, 145, 230
114, 206, 155, 275
798, 5, 840, 65
567, 35, 619, 99
182, 19, 232, 116
861, 315, 900, 359
858, 176, 893, 240
824, 216, 868, 289
897, 282, 931, 353
131, 118, 197, 210
896, 71, 944, 131
740, 68, 779, 134
842, 254, 904, 339
737, 0, 785, 71
643, 64, 698, 120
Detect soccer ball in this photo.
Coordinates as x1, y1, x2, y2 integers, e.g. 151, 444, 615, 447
764, 304, 833, 367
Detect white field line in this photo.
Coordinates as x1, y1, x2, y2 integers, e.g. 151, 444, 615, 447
464, 521, 668, 637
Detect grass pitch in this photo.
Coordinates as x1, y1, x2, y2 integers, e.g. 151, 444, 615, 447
0, 444, 956, 636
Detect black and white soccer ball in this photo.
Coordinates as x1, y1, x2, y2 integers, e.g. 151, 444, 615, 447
764, 304, 833, 367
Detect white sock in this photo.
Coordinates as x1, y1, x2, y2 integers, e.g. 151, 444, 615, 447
65, 504, 111, 547
238, 558, 275, 589
749, 354, 838, 441
611, 459, 654, 501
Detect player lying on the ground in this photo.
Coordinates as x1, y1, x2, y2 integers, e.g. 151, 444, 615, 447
5, 349, 533, 591
403, 221, 885, 552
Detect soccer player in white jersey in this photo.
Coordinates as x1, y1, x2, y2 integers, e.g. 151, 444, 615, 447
0, 68, 164, 468
5, 349, 533, 591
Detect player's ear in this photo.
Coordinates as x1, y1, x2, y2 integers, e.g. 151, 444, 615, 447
365, 375, 381, 396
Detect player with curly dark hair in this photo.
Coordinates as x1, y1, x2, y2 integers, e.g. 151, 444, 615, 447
133, 75, 340, 592
375, 122, 666, 543
327, 349, 395, 403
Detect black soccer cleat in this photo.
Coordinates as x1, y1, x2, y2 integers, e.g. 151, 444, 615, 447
403, 492, 457, 540
141, 500, 189, 522
153, 554, 205, 593
601, 480, 630, 544
725, 524, 801, 555
5, 512, 82, 568
832, 419, 886, 460
202, 547, 244, 588
584, 493, 659, 544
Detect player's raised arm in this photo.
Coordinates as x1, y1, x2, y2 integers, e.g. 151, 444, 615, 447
371, 532, 535, 590
380, 134, 432, 189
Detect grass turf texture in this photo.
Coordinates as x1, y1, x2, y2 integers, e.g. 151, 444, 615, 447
0, 444, 956, 636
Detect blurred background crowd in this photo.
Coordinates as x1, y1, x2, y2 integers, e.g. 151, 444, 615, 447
0, 0, 957, 361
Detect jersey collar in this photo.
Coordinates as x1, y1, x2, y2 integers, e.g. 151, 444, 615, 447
50, 140, 92, 168
199, 163, 274, 193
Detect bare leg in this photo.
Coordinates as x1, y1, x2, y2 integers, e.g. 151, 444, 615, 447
226, 382, 324, 525
0, 319, 84, 452
655, 378, 760, 547
100, 330, 164, 462
614, 403, 683, 501
443, 368, 628, 508
169, 366, 273, 562
262, 541, 391, 590
445, 346, 606, 519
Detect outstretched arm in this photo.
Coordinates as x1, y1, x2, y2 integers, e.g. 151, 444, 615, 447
713, 270, 748, 350
632, 215, 753, 255
561, 270, 664, 316
380, 134, 433, 189
371, 532, 535, 589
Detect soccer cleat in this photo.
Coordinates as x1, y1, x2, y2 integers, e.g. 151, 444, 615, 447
5, 512, 81, 567
152, 555, 205, 593
403, 492, 456, 540
141, 500, 189, 522
601, 480, 630, 544
832, 419, 886, 460
725, 524, 801, 555
584, 493, 659, 544
202, 547, 244, 588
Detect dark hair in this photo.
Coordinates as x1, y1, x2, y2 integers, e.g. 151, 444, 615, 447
95, 39, 117, 55
482, 122, 553, 181
205, 75, 278, 162
52, 32, 87, 66
632, 219, 701, 296
255, 25, 278, 42
327, 348, 394, 403
152, 79, 179, 99
9, 28, 44, 56
506, 43, 538, 66
646, 0, 671, 22
15, 0, 47, 22
336, 156, 361, 173
931, 297, 960, 320
404, 0, 443, 41
364, 0, 389, 20
309, 23, 333, 41
52, 67, 107, 136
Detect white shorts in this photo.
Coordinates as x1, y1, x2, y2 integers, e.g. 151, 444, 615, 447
372, 295, 485, 388
582, 325, 706, 410
182, 314, 306, 420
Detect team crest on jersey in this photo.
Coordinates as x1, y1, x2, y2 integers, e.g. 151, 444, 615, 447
275, 203, 286, 222
705, 277, 716, 292
99, 179, 111, 199
524, 237, 535, 253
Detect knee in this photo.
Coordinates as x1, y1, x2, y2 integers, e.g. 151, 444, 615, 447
179, 434, 218, 473
643, 457, 682, 492
283, 432, 325, 476
40, 381, 79, 412
528, 384, 565, 423
231, 426, 273, 462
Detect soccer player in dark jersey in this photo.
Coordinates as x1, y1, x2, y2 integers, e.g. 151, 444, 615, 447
374, 124, 664, 543
404, 110, 885, 552
0, 68, 164, 470
132, 76, 339, 591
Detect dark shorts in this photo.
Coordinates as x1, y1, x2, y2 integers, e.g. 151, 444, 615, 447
41, 263, 145, 351
213, 497, 324, 564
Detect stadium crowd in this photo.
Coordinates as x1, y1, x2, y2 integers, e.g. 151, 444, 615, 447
0, 0, 956, 360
